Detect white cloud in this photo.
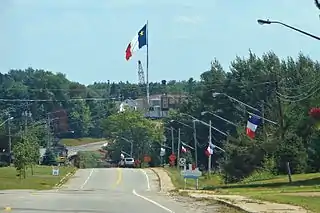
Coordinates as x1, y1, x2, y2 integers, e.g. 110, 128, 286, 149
174, 15, 204, 25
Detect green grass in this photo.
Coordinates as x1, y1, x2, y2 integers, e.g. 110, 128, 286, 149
165, 167, 223, 190
165, 168, 320, 212
0, 166, 76, 190
60, 138, 105, 146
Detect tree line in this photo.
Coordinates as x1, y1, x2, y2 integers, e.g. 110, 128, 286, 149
0, 68, 190, 151
101, 50, 320, 183
1, 50, 320, 183
164, 51, 320, 182
0, 67, 190, 172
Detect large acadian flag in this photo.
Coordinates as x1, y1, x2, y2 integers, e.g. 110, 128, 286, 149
125, 24, 147, 61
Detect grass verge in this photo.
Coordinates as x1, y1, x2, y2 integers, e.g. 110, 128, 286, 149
165, 167, 320, 212
0, 166, 77, 190
60, 138, 105, 146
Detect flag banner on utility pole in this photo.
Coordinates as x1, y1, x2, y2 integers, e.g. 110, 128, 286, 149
125, 24, 147, 61
246, 115, 262, 139
205, 145, 213, 157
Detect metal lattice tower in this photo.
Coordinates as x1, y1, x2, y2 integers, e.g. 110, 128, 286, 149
138, 60, 145, 85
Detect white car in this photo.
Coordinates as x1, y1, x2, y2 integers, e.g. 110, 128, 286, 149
124, 158, 135, 168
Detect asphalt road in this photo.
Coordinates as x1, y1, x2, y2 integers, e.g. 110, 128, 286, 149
0, 168, 211, 213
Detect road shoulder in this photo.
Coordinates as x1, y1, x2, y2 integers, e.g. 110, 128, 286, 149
151, 167, 309, 213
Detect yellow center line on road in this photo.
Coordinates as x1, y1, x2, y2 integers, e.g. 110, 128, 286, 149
115, 168, 122, 186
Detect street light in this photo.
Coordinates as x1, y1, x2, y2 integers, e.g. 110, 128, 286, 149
2, 116, 13, 164
181, 113, 228, 137
181, 113, 229, 172
257, 19, 320, 41
170, 117, 198, 167
201, 111, 237, 127
170, 120, 182, 168
164, 126, 175, 154
170, 119, 192, 129
212, 92, 278, 125
0, 117, 13, 127
117, 136, 133, 157
212, 92, 261, 112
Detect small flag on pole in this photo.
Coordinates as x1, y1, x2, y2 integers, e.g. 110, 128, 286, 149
125, 24, 147, 61
246, 115, 261, 139
205, 145, 213, 157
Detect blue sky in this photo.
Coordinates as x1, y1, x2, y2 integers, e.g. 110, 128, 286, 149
1, 0, 320, 85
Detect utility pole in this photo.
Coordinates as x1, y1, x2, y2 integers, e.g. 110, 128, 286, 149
46, 114, 51, 148
8, 118, 11, 164
177, 128, 181, 169
275, 80, 285, 140
208, 120, 212, 174
261, 100, 267, 140
193, 120, 198, 168
171, 127, 174, 154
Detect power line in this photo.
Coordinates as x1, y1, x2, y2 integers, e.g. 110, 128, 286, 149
0, 88, 110, 92
0, 98, 113, 102
276, 84, 319, 100
277, 86, 320, 102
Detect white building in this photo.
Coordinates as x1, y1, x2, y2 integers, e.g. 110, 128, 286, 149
118, 98, 137, 112
117, 94, 187, 118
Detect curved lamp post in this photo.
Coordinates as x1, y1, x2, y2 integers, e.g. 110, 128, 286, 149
257, 19, 320, 41
117, 136, 133, 157
0, 117, 13, 127
201, 111, 237, 127
1, 117, 14, 164
212, 92, 277, 125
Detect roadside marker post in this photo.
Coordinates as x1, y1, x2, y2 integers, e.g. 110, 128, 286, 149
180, 164, 202, 189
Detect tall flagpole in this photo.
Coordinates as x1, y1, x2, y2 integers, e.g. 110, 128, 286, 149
146, 20, 150, 107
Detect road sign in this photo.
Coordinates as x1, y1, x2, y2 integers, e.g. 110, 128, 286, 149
160, 148, 166, 157
169, 154, 176, 161
179, 158, 186, 166
52, 167, 59, 176
181, 168, 202, 179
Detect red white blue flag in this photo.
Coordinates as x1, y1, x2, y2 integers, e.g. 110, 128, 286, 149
246, 115, 261, 139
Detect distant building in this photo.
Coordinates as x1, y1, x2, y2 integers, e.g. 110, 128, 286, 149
118, 98, 137, 112
117, 94, 187, 118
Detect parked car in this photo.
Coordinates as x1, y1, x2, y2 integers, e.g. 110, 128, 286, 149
124, 157, 135, 168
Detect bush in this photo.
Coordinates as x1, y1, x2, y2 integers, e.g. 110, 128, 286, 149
41, 149, 57, 166
74, 151, 102, 168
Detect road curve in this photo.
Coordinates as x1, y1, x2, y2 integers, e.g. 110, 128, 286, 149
0, 168, 206, 213
67, 141, 108, 157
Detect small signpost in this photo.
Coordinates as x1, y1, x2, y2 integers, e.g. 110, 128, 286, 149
180, 164, 202, 189
160, 148, 166, 167
179, 158, 186, 166
52, 166, 59, 176
160, 148, 166, 157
